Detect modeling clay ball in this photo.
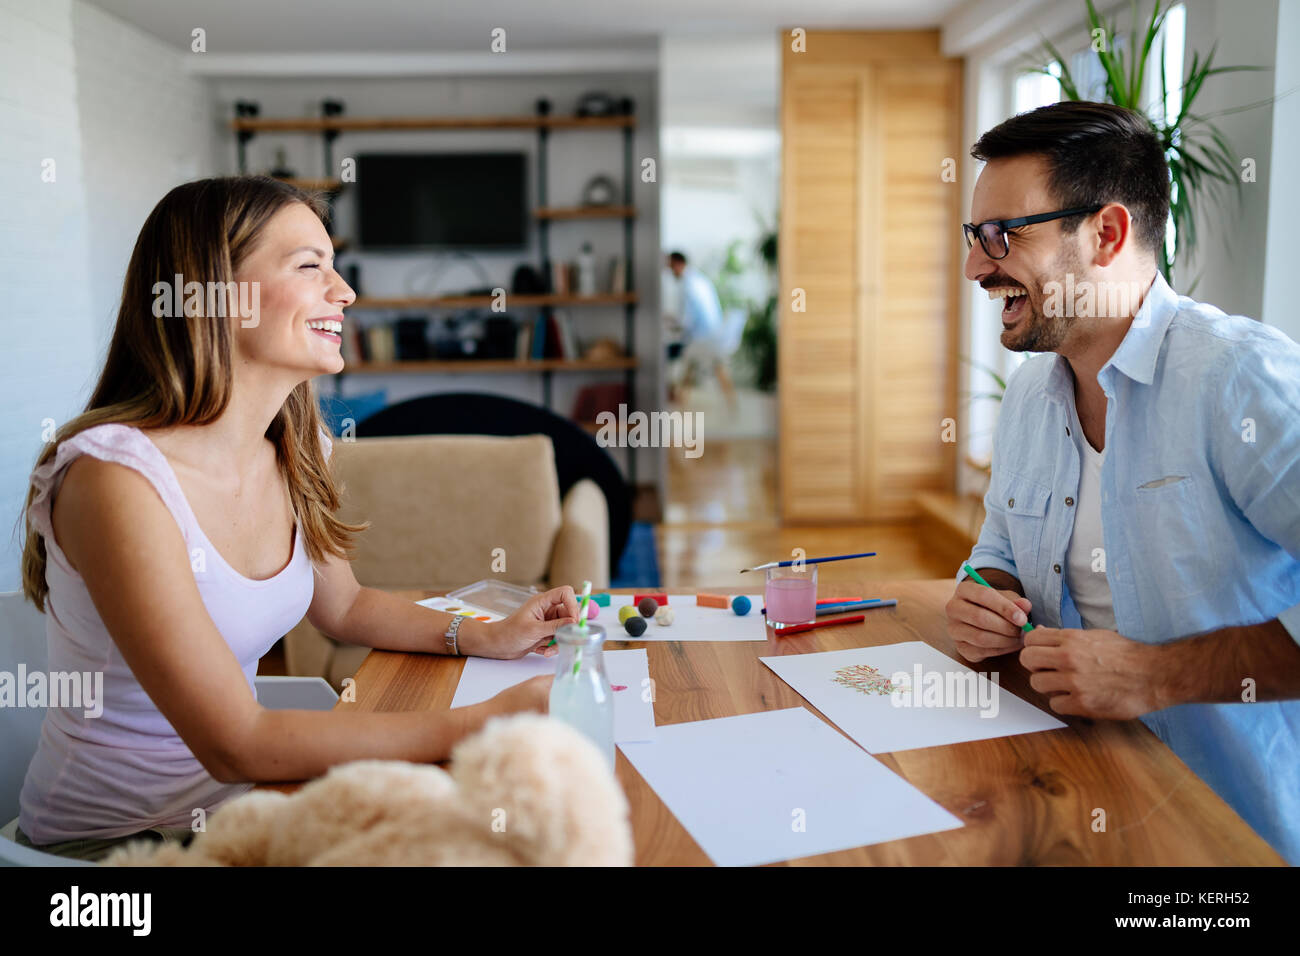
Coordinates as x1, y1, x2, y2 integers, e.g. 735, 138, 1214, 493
585, 602, 599, 620
618, 605, 638, 625
731, 595, 752, 616
624, 615, 648, 637
654, 605, 675, 626
638, 597, 658, 618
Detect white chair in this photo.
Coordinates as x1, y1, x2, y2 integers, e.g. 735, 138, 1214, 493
0, 590, 337, 866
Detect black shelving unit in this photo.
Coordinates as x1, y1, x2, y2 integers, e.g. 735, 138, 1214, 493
231, 98, 642, 485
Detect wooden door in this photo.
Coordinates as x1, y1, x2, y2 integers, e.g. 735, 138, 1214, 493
779, 31, 962, 522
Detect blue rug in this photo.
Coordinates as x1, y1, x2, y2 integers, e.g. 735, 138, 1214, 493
612, 522, 661, 589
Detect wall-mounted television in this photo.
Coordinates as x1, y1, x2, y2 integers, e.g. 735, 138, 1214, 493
357, 152, 528, 250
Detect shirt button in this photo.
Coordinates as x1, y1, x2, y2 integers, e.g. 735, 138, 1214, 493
1008, 498, 1015, 508
1053, 563, 1062, 574
1065, 497, 1074, 507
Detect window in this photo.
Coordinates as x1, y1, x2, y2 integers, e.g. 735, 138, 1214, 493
1013, 61, 1061, 114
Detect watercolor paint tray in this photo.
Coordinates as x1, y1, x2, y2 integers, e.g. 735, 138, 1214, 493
443, 579, 538, 617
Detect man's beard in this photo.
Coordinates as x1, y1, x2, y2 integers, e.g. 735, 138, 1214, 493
1002, 243, 1081, 353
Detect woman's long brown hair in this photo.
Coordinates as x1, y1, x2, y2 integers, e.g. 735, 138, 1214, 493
20, 176, 364, 610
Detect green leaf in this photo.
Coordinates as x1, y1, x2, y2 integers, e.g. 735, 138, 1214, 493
959, 356, 1007, 392
1134, 0, 1167, 109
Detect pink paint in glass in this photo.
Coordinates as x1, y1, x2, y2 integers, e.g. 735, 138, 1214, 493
764, 566, 818, 627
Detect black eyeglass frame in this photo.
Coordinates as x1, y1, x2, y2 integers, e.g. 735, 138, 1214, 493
962, 205, 1104, 260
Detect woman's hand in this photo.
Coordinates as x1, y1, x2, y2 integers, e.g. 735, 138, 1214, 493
482, 674, 554, 717
461, 585, 580, 659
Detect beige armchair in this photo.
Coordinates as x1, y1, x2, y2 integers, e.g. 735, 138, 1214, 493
284, 434, 610, 690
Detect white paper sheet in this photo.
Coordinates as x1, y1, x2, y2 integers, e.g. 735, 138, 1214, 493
617, 707, 962, 866
603, 595, 767, 641
760, 641, 1066, 753
450, 648, 656, 742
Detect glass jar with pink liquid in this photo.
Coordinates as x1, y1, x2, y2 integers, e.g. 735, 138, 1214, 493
764, 565, 818, 629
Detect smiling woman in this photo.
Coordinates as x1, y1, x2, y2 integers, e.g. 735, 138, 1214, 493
13, 176, 579, 861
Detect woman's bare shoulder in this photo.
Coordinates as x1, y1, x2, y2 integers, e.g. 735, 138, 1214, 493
52, 454, 175, 570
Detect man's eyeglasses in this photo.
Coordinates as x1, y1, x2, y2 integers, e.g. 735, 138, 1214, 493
962, 205, 1104, 260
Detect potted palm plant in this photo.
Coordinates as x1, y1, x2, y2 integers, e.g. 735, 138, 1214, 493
1030, 0, 1263, 286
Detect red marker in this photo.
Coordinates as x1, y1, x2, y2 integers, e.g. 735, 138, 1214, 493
772, 614, 865, 637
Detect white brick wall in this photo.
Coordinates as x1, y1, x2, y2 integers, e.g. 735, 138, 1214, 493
71, 0, 215, 353
0, 0, 215, 590
0, 0, 97, 592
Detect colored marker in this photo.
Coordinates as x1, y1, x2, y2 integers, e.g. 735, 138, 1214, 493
761, 599, 888, 616
962, 564, 1033, 632
815, 599, 895, 616
772, 614, 866, 637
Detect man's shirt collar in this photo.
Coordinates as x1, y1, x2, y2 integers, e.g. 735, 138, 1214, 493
1035, 271, 1176, 403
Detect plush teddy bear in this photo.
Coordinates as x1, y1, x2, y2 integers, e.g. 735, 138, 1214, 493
102, 714, 633, 866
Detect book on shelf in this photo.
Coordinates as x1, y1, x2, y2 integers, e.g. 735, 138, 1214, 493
608, 256, 626, 294
544, 315, 562, 359
554, 311, 579, 359
515, 319, 531, 360
531, 315, 547, 360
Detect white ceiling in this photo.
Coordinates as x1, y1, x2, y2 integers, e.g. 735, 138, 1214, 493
87, 0, 968, 53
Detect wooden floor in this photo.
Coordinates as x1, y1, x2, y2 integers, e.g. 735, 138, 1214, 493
658, 437, 954, 592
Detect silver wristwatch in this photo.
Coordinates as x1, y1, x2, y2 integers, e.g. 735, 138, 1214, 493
444, 614, 465, 656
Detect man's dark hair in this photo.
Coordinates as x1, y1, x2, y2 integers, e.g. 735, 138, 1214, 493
668, 250, 687, 265
971, 101, 1170, 255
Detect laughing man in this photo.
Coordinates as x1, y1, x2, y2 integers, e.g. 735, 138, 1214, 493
945, 101, 1300, 863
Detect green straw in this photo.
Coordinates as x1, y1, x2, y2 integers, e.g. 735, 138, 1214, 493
963, 564, 1033, 632
577, 580, 592, 630
573, 580, 592, 675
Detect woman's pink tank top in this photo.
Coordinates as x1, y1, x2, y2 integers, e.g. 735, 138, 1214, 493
18, 423, 318, 843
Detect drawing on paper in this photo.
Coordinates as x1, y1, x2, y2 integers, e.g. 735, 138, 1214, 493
832, 663, 901, 696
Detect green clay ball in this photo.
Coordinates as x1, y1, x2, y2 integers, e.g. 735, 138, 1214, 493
624, 615, 648, 637
618, 605, 638, 625
638, 597, 659, 617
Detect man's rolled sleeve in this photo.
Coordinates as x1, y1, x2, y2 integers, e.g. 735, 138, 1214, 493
957, 461, 1022, 584
1213, 335, 1300, 644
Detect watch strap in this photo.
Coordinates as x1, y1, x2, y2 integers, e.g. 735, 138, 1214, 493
444, 614, 464, 656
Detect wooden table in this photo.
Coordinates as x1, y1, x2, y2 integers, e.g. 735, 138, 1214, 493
266, 581, 1284, 865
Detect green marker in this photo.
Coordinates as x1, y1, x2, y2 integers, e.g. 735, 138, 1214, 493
963, 563, 1033, 632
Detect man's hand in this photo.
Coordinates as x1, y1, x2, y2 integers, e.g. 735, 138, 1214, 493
1019, 627, 1162, 719
946, 578, 1032, 662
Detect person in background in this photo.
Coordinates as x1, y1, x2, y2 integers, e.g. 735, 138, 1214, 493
665, 250, 736, 408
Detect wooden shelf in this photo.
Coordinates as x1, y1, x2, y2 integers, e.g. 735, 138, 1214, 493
344, 357, 637, 374
350, 292, 636, 310
233, 115, 635, 133
535, 205, 636, 220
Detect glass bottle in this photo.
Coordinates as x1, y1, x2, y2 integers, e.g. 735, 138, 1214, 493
548, 622, 615, 767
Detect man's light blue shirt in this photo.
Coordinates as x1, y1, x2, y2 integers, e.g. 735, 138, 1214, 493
961, 272, 1300, 863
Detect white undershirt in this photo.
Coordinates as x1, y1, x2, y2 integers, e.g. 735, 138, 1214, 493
1065, 429, 1117, 631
